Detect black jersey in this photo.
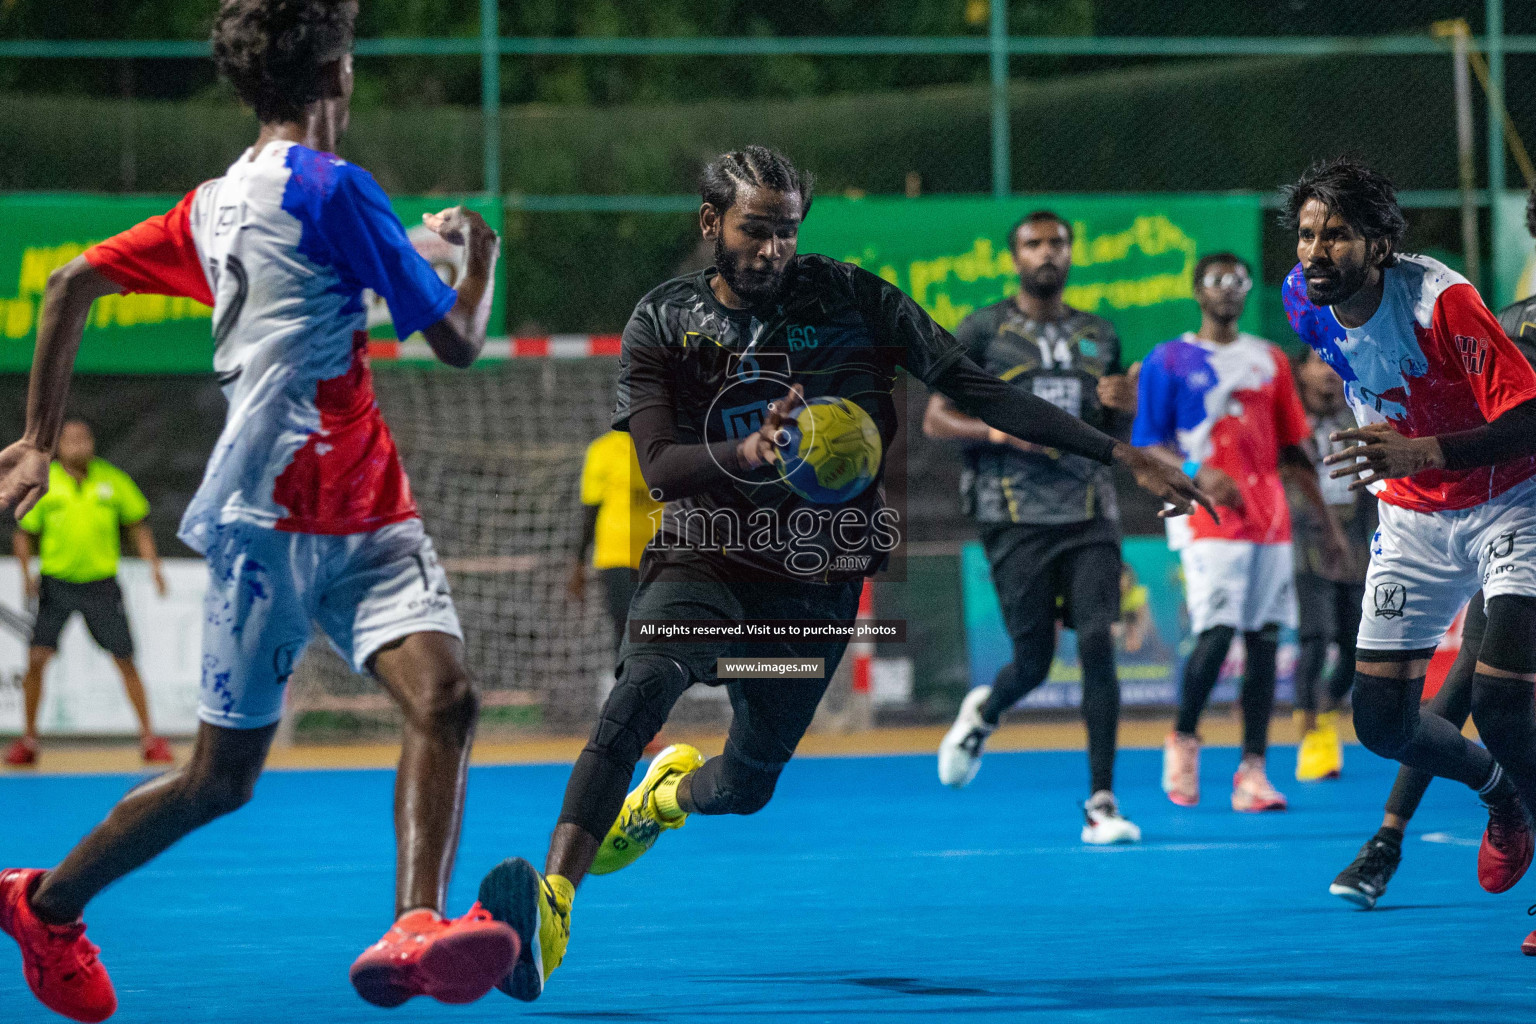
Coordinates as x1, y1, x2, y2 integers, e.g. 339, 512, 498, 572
1497, 295, 1536, 367
614, 254, 967, 583
954, 299, 1126, 525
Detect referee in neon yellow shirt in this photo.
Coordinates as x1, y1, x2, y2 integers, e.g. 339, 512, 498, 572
7, 420, 172, 767
566, 430, 663, 656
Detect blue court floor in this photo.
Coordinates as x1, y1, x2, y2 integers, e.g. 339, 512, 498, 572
4, 743, 1536, 1023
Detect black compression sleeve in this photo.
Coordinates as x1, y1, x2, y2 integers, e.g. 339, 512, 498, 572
931, 356, 1119, 465
627, 404, 750, 502
1438, 397, 1536, 471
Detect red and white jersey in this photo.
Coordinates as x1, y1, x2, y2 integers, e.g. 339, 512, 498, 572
1284, 254, 1536, 512
1132, 333, 1310, 547
84, 141, 456, 553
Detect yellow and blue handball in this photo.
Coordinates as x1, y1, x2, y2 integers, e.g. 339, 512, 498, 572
775, 397, 883, 504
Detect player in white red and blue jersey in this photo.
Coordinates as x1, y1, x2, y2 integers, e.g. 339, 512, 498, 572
1283, 158, 1536, 943
1134, 252, 1347, 814
0, 3, 517, 1019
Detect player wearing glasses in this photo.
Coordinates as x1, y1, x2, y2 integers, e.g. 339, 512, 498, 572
1132, 254, 1347, 812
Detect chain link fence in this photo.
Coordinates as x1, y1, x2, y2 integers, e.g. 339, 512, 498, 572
2, 2, 1532, 736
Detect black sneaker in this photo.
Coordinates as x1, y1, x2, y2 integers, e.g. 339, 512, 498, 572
1329, 836, 1402, 909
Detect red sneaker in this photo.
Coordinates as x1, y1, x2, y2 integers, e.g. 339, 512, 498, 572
0, 868, 116, 1022
1479, 798, 1534, 894
140, 737, 174, 765
349, 904, 519, 1007
5, 737, 38, 767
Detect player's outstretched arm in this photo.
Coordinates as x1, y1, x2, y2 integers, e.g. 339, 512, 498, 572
420, 206, 500, 368
0, 257, 120, 519
921, 393, 1045, 453
931, 356, 1216, 519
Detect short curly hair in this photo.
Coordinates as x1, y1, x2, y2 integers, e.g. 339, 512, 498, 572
212, 0, 358, 124
1280, 157, 1408, 268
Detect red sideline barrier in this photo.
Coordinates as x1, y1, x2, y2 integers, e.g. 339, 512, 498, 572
850, 580, 875, 695
368, 334, 624, 361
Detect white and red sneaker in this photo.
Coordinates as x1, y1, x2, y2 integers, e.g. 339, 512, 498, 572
350, 904, 519, 1007
1478, 795, 1533, 894
1162, 732, 1200, 807
1232, 754, 1288, 812
140, 737, 174, 765
1081, 791, 1142, 845
0, 868, 117, 1022
4, 737, 38, 767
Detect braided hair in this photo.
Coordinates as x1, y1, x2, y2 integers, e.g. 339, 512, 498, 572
700, 146, 815, 216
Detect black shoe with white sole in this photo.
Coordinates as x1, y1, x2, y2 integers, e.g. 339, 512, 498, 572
1329, 836, 1402, 910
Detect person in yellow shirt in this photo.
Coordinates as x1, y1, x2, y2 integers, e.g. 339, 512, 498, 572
566, 430, 663, 657
7, 420, 171, 766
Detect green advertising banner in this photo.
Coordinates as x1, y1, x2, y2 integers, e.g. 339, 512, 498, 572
0, 192, 503, 374
800, 194, 1263, 363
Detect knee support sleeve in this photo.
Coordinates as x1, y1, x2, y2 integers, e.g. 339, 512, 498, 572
1350, 673, 1419, 761
558, 654, 691, 836
1478, 596, 1536, 674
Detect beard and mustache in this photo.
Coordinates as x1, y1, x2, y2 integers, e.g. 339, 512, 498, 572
1304, 259, 1371, 307
1020, 261, 1067, 300
714, 236, 788, 308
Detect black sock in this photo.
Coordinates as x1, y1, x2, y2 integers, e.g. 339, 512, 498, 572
1374, 825, 1404, 848
1478, 761, 1520, 808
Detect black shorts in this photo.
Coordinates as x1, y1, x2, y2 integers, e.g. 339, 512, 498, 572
32, 576, 135, 659
620, 548, 862, 684
617, 550, 862, 767
980, 519, 1121, 639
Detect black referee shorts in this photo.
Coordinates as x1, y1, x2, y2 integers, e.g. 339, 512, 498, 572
31, 576, 136, 659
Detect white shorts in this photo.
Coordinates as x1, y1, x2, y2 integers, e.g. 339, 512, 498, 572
1179, 539, 1298, 635
1357, 475, 1536, 652
199, 518, 462, 730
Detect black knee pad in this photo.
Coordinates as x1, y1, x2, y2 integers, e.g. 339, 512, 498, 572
1479, 596, 1536, 674
560, 654, 693, 838
688, 748, 782, 816
1350, 673, 1418, 760
586, 654, 690, 765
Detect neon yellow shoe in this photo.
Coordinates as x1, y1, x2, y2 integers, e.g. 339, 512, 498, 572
1296, 716, 1343, 782
476, 857, 572, 1002
590, 743, 706, 875
1319, 711, 1345, 770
